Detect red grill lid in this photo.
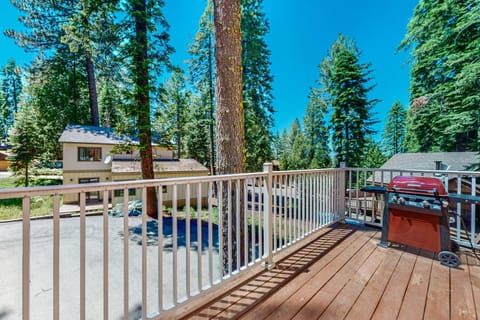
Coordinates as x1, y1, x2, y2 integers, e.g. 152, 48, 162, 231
387, 176, 447, 196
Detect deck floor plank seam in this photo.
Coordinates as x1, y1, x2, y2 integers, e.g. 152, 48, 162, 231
258, 228, 376, 320
344, 244, 405, 320
174, 225, 479, 320
317, 243, 385, 320
182, 224, 358, 320
371, 246, 420, 320
397, 249, 435, 320
289, 231, 379, 320
239, 226, 368, 320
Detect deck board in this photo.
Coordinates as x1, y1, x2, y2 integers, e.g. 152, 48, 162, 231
180, 224, 480, 320
344, 244, 404, 320
397, 250, 434, 320
450, 255, 477, 320
424, 253, 451, 320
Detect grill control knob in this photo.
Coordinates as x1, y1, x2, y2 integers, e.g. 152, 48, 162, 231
399, 197, 405, 205
422, 201, 430, 208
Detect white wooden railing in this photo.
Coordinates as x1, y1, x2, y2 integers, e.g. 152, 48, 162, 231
2, 165, 478, 319
0, 164, 344, 320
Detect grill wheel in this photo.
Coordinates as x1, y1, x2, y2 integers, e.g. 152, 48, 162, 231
438, 251, 460, 267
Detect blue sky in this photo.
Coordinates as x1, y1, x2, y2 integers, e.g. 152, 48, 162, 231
2, 0, 417, 139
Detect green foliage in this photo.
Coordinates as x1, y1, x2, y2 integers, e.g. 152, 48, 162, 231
187, 0, 274, 173
303, 88, 331, 168
183, 95, 211, 166
0, 195, 60, 221
155, 69, 191, 157
320, 34, 378, 167
0, 59, 22, 143
241, 0, 275, 171
279, 119, 310, 170
400, 0, 480, 152
8, 104, 42, 187
382, 101, 407, 157
362, 138, 387, 168
188, 0, 215, 173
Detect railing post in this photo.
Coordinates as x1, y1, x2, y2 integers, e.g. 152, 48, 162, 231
263, 163, 275, 270
338, 168, 347, 219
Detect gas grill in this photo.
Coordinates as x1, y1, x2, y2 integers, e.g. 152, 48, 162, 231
361, 175, 480, 267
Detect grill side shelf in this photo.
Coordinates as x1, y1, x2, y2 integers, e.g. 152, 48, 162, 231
448, 193, 480, 205
360, 186, 387, 194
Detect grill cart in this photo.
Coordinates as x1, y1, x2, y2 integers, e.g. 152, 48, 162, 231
362, 176, 464, 267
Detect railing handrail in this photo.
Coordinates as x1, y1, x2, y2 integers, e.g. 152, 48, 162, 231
0, 171, 270, 199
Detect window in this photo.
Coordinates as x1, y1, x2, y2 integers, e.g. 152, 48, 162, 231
114, 188, 137, 197
78, 147, 102, 161
79, 178, 99, 183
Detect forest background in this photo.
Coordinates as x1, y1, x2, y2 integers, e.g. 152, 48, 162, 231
0, 0, 479, 178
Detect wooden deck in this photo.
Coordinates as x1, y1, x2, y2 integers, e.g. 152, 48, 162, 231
181, 223, 480, 320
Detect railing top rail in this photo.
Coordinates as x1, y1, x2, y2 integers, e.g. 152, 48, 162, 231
0, 171, 267, 199
273, 168, 339, 175
1, 166, 478, 199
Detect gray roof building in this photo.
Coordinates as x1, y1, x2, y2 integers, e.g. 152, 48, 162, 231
59, 124, 137, 145
369, 152, 479, 185
380, 152, 478, 172
112, 159, 209, 174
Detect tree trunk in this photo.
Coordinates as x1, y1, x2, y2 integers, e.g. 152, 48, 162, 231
85, 55, 99, 127
134, 0, 157, 218
213, 0, 245, 271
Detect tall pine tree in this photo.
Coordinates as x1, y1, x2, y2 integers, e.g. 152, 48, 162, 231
382, 100, 406, 157
303, 88, 331, 168
320, 34, 377, 167
1, 59, 22, 143
188, 0, 215, 174
8, 104, 41, 187
121, 0, 173, 217
241, 0, 275, 171
400, 0, 480, 152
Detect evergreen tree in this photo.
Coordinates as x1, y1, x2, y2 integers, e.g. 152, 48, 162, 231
8, 104, 42, 187
320, 34, 378, 167
400, 0, 480, 151
1, 59, 22, 143
25, 52, 91, 162
155, 69, 190, 158
98, 81, 125, 128
189, 0, 274, 172
382, 100, 407, 157
184, 94, 210, 166
362, 137, 387, 168
214, 0, 245, 271
303, 88, 331, 168
241, 0, 275, 171
289, 131, 309, 170
214, 0, 245, 172
0, 91, 6, 144
6, 0, 109, 126
188, 0, 215, 174
279, 119, 309, 170
121, 0, 173, 218
278, 129, 290, 170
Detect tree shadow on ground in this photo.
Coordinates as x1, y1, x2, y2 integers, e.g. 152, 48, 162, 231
120, 218, 219, 252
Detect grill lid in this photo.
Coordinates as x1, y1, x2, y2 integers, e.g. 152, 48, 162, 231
387, 176, 447, 197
